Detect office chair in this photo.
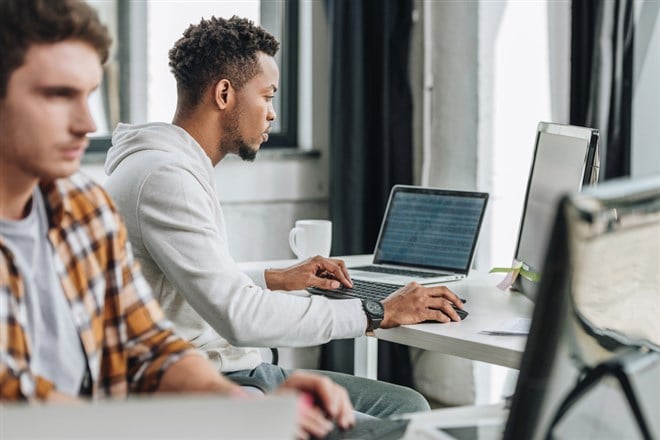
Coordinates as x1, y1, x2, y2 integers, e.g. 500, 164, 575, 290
504, 175, 660, 440
546, 176, 660, 440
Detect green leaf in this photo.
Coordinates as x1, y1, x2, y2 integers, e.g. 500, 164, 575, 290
519, 268, 541, 282
489, 267, 518, 273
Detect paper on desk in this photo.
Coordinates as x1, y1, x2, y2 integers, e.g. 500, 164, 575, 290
479, 317, 531, 336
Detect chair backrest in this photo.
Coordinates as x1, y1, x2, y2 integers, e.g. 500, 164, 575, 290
566, 177, 660, 359
504, 175, 660, 440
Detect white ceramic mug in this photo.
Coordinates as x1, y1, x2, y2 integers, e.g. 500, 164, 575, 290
288, 220, 332, 259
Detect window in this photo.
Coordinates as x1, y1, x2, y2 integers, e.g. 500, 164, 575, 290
87, 0, 298, 153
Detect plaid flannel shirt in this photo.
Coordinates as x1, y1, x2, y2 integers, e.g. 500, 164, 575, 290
0, 173, 196, 400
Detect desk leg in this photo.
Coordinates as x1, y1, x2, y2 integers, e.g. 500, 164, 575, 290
354, 336, 378, 379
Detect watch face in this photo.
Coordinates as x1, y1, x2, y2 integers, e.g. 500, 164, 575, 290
365, 300, 384, 316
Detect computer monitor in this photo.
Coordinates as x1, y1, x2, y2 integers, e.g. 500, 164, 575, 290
512, 122, 600, 300
411, 176, 659, 440
504, 175, 660, 440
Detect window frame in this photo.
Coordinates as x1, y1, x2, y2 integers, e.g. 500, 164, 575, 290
87, 0, 299, 153
262, 0, 299, 148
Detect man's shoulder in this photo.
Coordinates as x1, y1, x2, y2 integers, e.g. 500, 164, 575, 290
46, 173, 119, 225
53, 173, 112, 207
106, 124, 212, 192
108, 147, 200, 186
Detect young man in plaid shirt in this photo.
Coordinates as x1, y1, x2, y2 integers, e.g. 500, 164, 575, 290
0, 1, 353, 437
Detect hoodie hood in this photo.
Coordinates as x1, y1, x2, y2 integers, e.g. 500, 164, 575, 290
104, 122, 214, 181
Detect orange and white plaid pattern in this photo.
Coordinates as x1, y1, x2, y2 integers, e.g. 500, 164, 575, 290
0, 173, 196, 400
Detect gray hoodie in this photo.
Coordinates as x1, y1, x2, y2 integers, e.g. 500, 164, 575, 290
104, 122, 365, 372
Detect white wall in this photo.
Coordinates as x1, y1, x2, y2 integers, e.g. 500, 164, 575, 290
422, 2, 479, 192
479, 0, 560, 272
632, 0, 660, 178
214, 154, 328, 262
415, 0, 569, 406
420, 0, 565, 273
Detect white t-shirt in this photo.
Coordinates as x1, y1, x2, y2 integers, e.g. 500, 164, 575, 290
0, 188, 86, 395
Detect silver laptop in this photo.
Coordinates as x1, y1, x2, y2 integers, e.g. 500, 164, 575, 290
349, 185, 489, 285
1, 394, 297, 439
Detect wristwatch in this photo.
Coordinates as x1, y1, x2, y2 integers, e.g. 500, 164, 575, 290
361, 299, 384, 333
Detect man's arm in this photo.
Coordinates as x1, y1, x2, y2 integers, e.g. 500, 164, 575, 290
157, 353, 245, 396
133, 166, 366, 346
120, 165, 462, 350
266, 260, 466, 327
158, 357, 354, 439
106, 207, 209, 394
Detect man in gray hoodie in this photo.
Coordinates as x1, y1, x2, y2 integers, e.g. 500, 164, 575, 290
104, 16, 465, 418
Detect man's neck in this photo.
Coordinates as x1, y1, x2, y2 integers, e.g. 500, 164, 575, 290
172, 112, 227, 167
0, 167, 38, 221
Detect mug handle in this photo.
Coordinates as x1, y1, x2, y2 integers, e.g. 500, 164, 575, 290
289, 227, 304, 258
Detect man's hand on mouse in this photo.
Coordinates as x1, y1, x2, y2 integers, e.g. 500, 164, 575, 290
276, 371, 355, 439
380, 282, 465, 327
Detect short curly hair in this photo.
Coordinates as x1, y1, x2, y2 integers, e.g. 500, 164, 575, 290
169, 15, 279, 110
0, 0, 111, 98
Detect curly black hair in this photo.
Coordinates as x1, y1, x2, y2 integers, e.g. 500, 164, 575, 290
169, 15, 279, 110
0, 0, 111, 98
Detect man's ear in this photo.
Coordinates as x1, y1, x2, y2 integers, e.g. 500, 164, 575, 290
214, 79, 233, 110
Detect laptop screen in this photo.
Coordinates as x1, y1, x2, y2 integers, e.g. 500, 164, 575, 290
373, 186, 488, 272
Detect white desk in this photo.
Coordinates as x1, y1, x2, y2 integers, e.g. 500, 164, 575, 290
239, 255, 534, 379
400, 403, 507, 439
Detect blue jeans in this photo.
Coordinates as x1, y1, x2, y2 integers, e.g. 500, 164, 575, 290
225, 363, 430, 419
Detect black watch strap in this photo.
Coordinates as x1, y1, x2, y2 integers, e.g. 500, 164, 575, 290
361, 299, 384, 332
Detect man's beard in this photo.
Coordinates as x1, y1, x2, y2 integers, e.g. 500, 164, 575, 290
237, 142, 257, 162
220, 115, 258, 162
219, 137, 257, 162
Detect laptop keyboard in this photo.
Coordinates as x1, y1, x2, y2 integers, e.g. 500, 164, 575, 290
307, 279, 401, 301
351, 265, 445, 278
